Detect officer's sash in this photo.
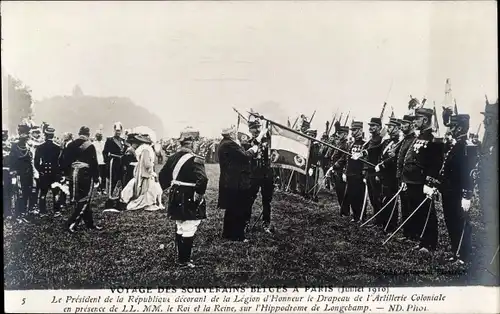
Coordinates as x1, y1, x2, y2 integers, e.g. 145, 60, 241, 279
171, 153, 195, 187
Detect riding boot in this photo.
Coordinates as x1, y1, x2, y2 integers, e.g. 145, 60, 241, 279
183, 236, 195, 265
175, 234, 184, 264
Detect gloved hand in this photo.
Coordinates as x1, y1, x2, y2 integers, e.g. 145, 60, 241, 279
423, 185, 436, 197
342, 173, 347, 182
375, 165, 381, 172
351, 152, 361, 160
308, 168, 314, 176
401, 182, 407, 191
461, 198, 471, 212
363, 178, 367, 184
248, 145, 259, 154
256, 127, 268, 143
375, 176, 380, 182
94, 178, 101, 189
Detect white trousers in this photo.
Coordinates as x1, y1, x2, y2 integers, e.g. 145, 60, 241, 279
175, 220, 201, 237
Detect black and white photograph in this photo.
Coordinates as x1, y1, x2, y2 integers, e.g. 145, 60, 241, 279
2, 0, 498, 297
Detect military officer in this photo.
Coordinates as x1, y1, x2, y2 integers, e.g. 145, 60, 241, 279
343, 121, 367, 222
438, 114, 477, 264
159, 130, 208, 268
62, 126, 102, 233
374, 117, 402, 232
34, 126, 63, 217
396, 115, 417, 241
402, 108, 443, 253
3, 128, 13, 218
28, 125, 44, 214
305, 129, 321, 202
329, 125, 350, 216
244, 118, 274, 232
9, 124, 35, 222
103, 122, 127, 207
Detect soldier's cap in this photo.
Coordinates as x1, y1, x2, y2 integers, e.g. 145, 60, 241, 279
30, 126, 41, 133
350, 121, 363, 130
44, 127, 56, 135
449, 114, 470, 126
480, 102, 498, 116
368, 117, 382, 126
401, 115, 415, 123
79, 126, 91, 136
336, 126, 349, 133
415, 107, 434, 118
179, 131, 199, 144
17, 124, 31, 134
386, 117, 402, 127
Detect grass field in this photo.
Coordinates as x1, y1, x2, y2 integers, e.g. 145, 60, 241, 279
3, 163, 498, 289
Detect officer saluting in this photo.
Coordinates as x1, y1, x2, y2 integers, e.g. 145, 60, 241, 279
402, 107, 444, 254
34, 126, 62, 217
159, 129, 208, 269
438, 114, 477, 264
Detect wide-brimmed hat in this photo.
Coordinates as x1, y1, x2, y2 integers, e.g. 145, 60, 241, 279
128, 133, 150, 144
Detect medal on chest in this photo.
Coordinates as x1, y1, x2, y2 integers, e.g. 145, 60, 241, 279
351, 144, 362, 154
412, 139, 428, 154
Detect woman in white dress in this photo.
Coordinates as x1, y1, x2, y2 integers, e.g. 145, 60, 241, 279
121, 134, 164, 211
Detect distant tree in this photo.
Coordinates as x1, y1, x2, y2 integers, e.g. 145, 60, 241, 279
72, 85, 84, 97
5, 75, 33, 133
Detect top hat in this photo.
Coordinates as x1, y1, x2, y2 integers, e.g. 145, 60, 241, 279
415, 107, 434, 118
368, 117, 382, 126
350, 121, 363, 130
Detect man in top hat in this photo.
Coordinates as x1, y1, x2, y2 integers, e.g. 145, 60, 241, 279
329, 124, 350, 216
244, 117, 274, 233
103, 122, 128, 207
361, 117, 384, 226
402, 107, 444, 253
396, 114, 417, 241
9, 124, 35, 222
159, 129, 208, 268
61, 126, 102, 233
374, 117, 402, 232
438, 113, 476, 264
34, 126, 63, 217
216, 125, 260, 242
343, 121, 367, 222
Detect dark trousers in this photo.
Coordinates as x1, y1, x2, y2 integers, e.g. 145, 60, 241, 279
38, 174, 60, 214
442, 189, 472, 261
367, 175, 382, 225
406, 184, 438, 250
379, 182, 399, 232
398, 181, 414, 239
68, 170, 95, 229
98, 165, 106, 190
249, 176, 274, 224
334, 173, 349, 216
222, 190, 251, 241
107, 160, 123, 197
3, 169, 13, 217
16, 173, 34, 217
347, 175, 365, 220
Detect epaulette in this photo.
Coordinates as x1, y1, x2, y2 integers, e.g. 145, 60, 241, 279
193, 155, 205, 164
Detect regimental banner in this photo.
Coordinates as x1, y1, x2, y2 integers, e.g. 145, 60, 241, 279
236, 113, 252, 143
270, 124, 310, 175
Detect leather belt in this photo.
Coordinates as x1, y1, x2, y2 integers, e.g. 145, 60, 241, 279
171, 180, 196, 187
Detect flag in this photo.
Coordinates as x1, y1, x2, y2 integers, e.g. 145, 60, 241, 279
269, 123, 310, 174
236, 112, 251, 143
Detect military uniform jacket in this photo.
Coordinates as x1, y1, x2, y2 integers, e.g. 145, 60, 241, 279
362, 135, 383, 175
307, 142, 322, 169
438, 135, 477, 199
396, 132, 416, 180
34, 140, 62, 178
103, 136, 127, 167
331, 139, 349, 171
3, 142, 12, 169
159, 148, 208, 221
9, 141, 34, 176
377, 138, 401, 182
61, 137, 100, 182
243, 134, 273, 179
344, 138, 366, 177
402, 128, 443, 186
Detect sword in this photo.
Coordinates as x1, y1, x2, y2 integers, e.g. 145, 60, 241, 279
339, 177, 349, 210
455, 218, 467, 258
384, 195, 399, 232
359, 180, 369, 222
419, 198, 434, 239
383, 196, 430, 245
361, 185, 403, 227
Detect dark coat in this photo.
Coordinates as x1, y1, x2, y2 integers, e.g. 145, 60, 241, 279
103, 136, 127, 171
159, 148, 208, 220
217, 137, 256, 209
34, 140, 62, 178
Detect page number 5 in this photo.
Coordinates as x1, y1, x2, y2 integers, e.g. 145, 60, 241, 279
21, 298, 26, 305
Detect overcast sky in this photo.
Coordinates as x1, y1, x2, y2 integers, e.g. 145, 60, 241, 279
2, 1, 497, 138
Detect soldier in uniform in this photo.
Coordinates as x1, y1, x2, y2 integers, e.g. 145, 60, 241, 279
9, 124, 35, 222
374, 117, 402, 232
62, 126, 102, 233
28, 125, 44, 214
402, 108, 443, 253
103, 122, 127, 207
34, 126, 63, 217
245, 118, 274, 232
159, 130, 208, 268
305, 129, 321, 202
329, 124, 350, 216
363, 117, 384, 226
343, 121, 367, 222
396, 115, 417, 241
438, 114, 476, 264
3, 127, 13, 218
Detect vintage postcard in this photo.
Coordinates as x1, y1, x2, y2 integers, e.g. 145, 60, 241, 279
2, 1, 498, 313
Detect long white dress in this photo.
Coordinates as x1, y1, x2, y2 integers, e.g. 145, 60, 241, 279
121, 144, 164, 211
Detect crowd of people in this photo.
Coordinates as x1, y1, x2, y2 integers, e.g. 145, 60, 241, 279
2, 96, 498, 270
